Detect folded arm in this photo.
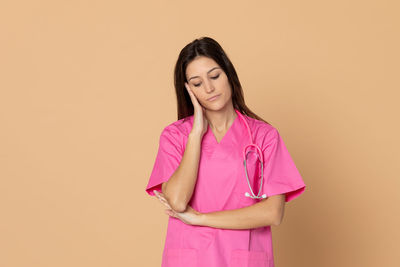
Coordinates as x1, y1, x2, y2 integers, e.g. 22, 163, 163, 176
198, 194, 286, 229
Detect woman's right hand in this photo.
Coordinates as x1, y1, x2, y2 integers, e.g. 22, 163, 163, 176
185, 82, 209, 137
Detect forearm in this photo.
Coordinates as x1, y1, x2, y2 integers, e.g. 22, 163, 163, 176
163, 132, 202, 212
198, 200, 280, 230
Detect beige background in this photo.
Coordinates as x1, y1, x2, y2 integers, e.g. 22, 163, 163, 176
1, 1, 399, 266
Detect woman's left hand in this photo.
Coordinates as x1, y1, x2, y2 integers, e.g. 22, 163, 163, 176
153, 190, 204, 226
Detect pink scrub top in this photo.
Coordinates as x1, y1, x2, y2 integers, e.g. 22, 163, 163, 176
145, 109, 306, 267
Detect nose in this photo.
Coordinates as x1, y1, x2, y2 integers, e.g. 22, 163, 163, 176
204, 79, 215, 93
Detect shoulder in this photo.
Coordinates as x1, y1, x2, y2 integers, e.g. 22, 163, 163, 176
243, 115, 280, 147
244, 114, 278, 136
160, 114, 194, 139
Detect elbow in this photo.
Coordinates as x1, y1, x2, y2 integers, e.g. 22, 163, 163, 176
163, 193, 187, 213
272, 218, 282, 226
161, 193, 187, 213
170, 199, 187, 213
272, 212, 283, 226
162, 182, 188, 213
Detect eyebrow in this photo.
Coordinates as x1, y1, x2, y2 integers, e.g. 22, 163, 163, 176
188, 67, 221, 81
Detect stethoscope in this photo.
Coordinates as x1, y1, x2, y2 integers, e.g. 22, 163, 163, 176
234, 109, 267, 199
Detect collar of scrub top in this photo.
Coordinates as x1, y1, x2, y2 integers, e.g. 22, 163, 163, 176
234, 109, 267, 199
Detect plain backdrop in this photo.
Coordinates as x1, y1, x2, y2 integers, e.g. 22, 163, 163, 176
0, 0, 399, 266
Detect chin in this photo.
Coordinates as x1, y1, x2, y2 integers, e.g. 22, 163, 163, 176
205, 102, 229, 112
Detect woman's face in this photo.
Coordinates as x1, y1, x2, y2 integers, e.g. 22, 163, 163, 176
185, 56, 232, 111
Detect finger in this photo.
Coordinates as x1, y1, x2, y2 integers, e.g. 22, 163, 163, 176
155, 193, 164, 200
157, 192, 166, 198
158, 197, 173, 210
154, 192, 170, 206
185, 82, 190, 91
185, 83, 200, 105
156, 193, 168, 203
158, 197, 170, 206
154, 191, 168, 203
165, 209, 178, 218
153, 190, 177, 212
155, 194, 172, 209
185, 83, 192, 95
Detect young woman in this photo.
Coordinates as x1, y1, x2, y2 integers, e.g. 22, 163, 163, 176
145, 36, 306, 267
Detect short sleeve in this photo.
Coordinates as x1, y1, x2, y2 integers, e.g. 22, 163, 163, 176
145, 126, 184, 197
261, 128, 306, 203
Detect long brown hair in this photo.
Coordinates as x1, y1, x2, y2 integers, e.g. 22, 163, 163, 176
173, 36, 270, 125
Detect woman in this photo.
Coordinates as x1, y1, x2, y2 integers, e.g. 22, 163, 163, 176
145, 36, 306, 267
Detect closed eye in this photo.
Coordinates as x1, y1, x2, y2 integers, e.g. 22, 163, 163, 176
193, 74, 220, 87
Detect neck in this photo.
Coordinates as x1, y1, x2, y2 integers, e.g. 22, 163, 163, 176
205, 106, 237, 132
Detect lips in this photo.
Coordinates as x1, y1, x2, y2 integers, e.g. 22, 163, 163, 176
207, 94, 220, 101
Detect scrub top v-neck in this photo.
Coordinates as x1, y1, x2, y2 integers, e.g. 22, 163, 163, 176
207, 112, 237, 144
145, 109, 306, 267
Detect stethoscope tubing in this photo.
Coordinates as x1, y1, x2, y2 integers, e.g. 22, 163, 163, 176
235, 109, 267, 199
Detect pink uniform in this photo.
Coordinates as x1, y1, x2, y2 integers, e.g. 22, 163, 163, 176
145, 109, 306, 267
